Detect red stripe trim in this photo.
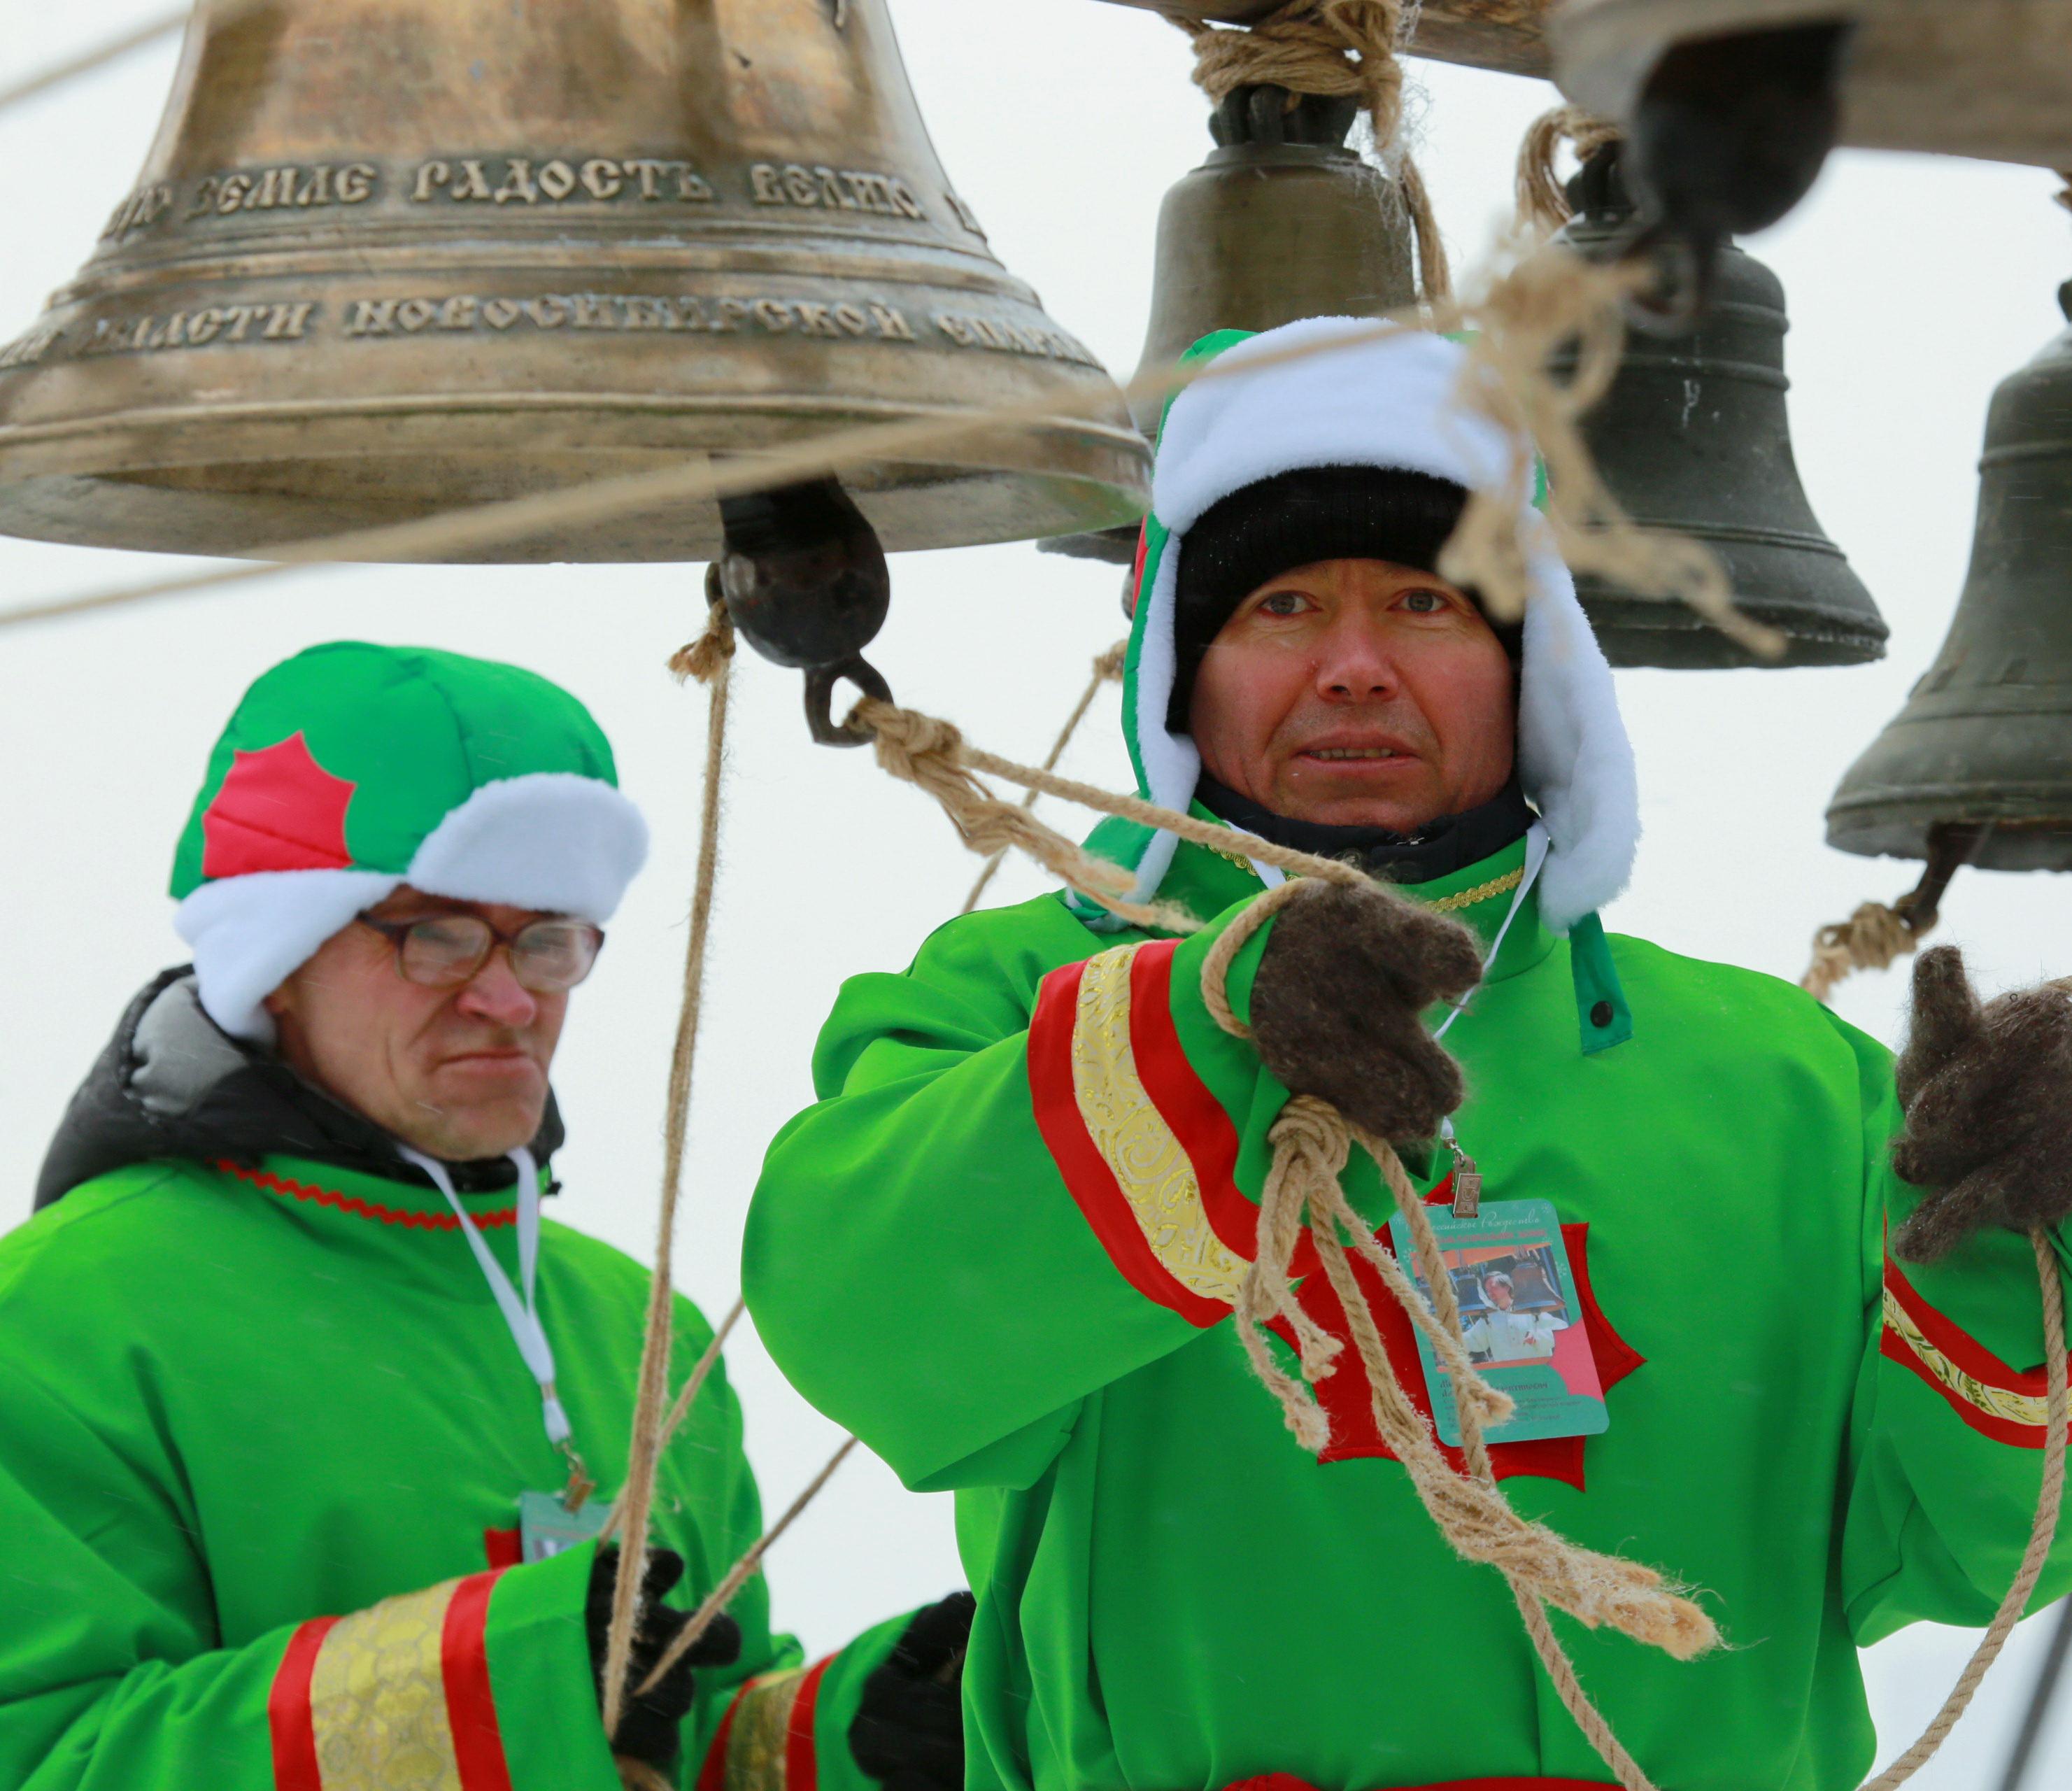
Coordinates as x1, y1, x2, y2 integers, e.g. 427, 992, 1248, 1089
784, 1656, 835, 1791
267, 1615, 337, 1791
1880, 1326, 2045, 1447
696, 1683, 755, 1791
1027, 957, 1227, 1325
1126, 940, 1258, 1259
1885, 1254, 2049, 1396
441, 1569, 515, 1791
220, 1159, 517, 1232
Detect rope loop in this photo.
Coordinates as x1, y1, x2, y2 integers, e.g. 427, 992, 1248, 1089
1516, 105, 1622, 235
669, 591, 737, 687
1165, 0, 1449, 299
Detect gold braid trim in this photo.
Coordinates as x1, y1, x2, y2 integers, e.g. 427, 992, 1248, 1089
721, 1668, 811, 1791
1884, 1287, 2051, 1433
1194, 841, 1527, 913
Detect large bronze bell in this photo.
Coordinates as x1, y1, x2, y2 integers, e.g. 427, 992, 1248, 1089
0, 0, 1148, 561
1825, 280, 2072, 872
1556, 143, 1885, 667
1043, 83, 1417, 564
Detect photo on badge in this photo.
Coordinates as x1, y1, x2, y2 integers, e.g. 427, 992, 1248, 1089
1389, 1196, 1610, 1447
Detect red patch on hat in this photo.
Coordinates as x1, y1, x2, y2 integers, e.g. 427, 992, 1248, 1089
201, 732, 357, 878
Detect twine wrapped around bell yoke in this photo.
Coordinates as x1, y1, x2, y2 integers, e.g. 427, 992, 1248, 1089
1165, 0, 1451, 301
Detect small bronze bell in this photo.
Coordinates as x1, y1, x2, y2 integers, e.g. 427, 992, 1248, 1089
1556, 143, 1886, 667
1042, 83, 1417, 565
1825, 279, 2072, 872
0, 0, 1147, 561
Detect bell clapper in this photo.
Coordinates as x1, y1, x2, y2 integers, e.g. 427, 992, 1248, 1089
716, 476, 896, 747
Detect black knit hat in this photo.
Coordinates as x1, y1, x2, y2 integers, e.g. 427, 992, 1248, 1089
1167, 465, 1519, 732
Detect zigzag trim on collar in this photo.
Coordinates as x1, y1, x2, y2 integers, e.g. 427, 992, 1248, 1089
216, 1158, 518, 1231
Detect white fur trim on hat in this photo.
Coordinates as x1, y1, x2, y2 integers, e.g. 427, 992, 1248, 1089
176, 772, 649, 1042
1128, 318, 1638, 932
177, 869, 402, 1043
406, 773, 648, 921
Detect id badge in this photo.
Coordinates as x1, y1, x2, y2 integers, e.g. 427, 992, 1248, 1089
518, 1489, 611, 1564
1388, 1196, 1608, 1447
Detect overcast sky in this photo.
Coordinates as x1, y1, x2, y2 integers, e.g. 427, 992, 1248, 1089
0, 3, 2066, 1784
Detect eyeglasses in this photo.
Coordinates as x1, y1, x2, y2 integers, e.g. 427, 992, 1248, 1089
357, 911, 605, 993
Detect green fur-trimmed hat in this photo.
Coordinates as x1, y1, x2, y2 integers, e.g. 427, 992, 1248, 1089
172, 642, 648, 1041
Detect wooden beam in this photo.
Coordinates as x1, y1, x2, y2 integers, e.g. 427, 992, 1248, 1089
1093, 0, 1554, 78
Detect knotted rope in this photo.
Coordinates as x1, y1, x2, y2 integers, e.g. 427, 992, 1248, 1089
1165, 0, 1451, 301
1515, 105, 1622, 236
1801, 900, 1926, 1003
1438, 235, 1776, 659
599, 588, 737, 1743
1200, 893, 1719, 1661
961, 639, 1128, 914
1799, 826, 1981, 1003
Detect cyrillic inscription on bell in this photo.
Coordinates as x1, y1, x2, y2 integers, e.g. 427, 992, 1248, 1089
1825, 277, 2072, 874
0, 0, 1149, 562
1555, 143, 1886, 669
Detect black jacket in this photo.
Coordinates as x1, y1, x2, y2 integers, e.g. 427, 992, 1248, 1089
36, 967, 562, 1210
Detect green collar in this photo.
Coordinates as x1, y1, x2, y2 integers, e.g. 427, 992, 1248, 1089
1154, 816, 1629, 1055
227, 1154, 526, 1236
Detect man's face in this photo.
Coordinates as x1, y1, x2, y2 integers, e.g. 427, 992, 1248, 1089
263, 887, 569, 1161
1484, 1278, 1514, 1310
1186, 556, 1516, 831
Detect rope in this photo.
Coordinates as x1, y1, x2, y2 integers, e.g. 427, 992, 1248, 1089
1439, 236, 1777, 658
961, 639, 1128, 914
0, 5, 190, 115
600, 593, 735, 1743
1799, 827, 1982, 1003
1164, 0, 1450, 301
1801, 901, 1924, 1003
851, 696, 1368, 936
598, 1296, 746, 1546
635, 1436, 861, 1697
1515, 106, 1622, 235
1195, 894, 1719, 1657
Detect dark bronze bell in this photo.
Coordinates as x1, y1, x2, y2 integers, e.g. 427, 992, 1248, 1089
0, 0, 1148, 562
1556, 142, 1887, 667
1042, 83, 1418, 565
1555, 0, 2072, 185
1825, 279, 2072, 872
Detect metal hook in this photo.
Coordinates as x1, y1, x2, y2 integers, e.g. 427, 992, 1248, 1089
804, 655, 892, 747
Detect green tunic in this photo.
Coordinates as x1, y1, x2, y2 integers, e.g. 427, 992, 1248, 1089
0, 1151, 897, 1791
745, 828, 2072, 1791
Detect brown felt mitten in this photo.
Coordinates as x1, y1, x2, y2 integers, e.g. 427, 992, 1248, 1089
1249, 880, 1485, 1145
1890, 945, 2072, 1263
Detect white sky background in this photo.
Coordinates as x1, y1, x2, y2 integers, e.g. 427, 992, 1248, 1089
0, 2, 2068, 1784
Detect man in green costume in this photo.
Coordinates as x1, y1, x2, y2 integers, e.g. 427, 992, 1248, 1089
0, 642, 969, 1791
746, 320, 2072, 1791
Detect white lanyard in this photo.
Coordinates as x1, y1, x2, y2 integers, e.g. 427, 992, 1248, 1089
402, 1144, 572, 1448
1437, 821, 1549, 1156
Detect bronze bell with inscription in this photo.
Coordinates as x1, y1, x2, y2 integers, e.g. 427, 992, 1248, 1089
1555, 141, 1886, 667
1824, 275, 2072, 874
1042, 83, 1417, 565
0, 0, 1148, 561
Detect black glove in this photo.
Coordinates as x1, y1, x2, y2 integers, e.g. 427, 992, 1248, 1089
1892, 945, 2072, 1262
1249, 880, 1485, 1145
586, 1545, 743, 1773
849, 1591, 975, 1791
